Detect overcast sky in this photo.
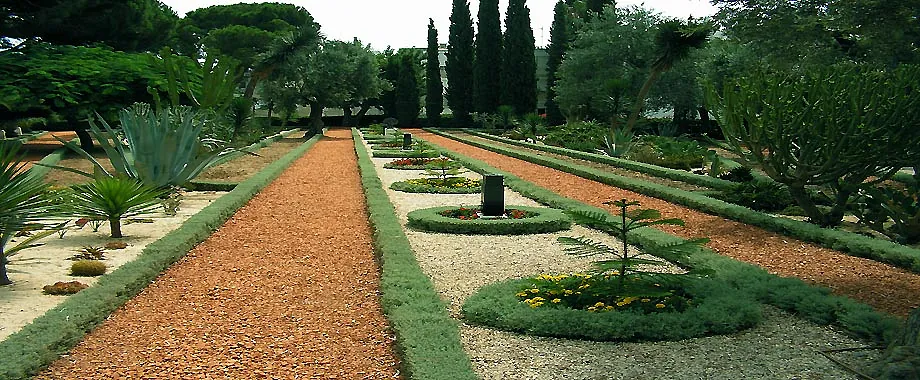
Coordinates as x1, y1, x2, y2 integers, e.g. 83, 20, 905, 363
161, 0, 719, 50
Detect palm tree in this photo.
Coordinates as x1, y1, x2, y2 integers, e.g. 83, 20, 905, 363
0, 143, 58, 285
623, 19, 712, 133
243, 26, 321, 99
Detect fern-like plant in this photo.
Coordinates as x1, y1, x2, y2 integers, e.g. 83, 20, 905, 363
559, 199, 709, 293
66, 177, 166, 238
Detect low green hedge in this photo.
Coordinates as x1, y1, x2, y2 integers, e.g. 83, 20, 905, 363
372, 149, 440, 158
407, 205, 571, 235
390, 178, 481, 194
184, 181, 238, 191
416, 134, 902, 345
463, 277, 762, 342
0, 133, 323, 380
350, 129, 477, 380
427, 129, 920, 274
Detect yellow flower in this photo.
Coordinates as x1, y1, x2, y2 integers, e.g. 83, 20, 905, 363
578, 284, 590, 289
655, 303, 666, 309
587, 306, 597, 312
594, 302, 605, 308
551, 298, 562, 304
530, 302, 544, 308
641, 298, 651, 303
516, 292, 528, 297
530, 288, 540, 294
564, 290, 574, 295
605, 306, 615, 311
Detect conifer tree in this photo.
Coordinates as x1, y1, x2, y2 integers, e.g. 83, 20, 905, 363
500, 0, 537, 116
395, 54, 421, 127
426, 19, 444, 127
447, 0, 475, 125
473, 0, 502, 114
545, 0, 570, 125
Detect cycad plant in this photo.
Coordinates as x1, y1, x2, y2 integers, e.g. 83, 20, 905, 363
66, 176, 166, 238
424, 158, 468, 185
559, 199, 709, 293
0, 143, 59, 285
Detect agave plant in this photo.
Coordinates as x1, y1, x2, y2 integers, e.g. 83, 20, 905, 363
45, 103, 246, 189
0, 143, 60, 285
66, 176, 166, 238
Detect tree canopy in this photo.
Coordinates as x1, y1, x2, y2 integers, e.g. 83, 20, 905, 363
473, 0, 502, 114
500, 0, 537, 116
447, 0, 475, 125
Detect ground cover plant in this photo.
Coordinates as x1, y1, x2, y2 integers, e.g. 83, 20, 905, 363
407, 205, 571, 235
383, 157, 459, 170
389, 158, 481, 193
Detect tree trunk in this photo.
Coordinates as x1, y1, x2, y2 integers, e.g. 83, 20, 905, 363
266, 102, 274, 126
342, 105, 354, 127
0, 252, 11, 286
787, 185, 827, 226
698, 106, 711, 135
872, 308, 920, 379
243, 76, 260, 99
109, 218, 123, 238
355, 104, 372, 127
624, 69, 663, 134
308, 101, 324, 135
75, 126, 94, 151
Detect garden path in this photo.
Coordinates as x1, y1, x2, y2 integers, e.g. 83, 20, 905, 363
37, 129, 399, 378
411, 129, 920, 317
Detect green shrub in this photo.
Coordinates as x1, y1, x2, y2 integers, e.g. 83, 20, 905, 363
715, 182, 794, 212
65, 177, 166, 238
372, 149, 440, 158
390, 178, 481, 194
41, 281, 89, 295
627, 135, 707, 171
719, 166, 755, 183
407, 205, 571, 235
544, 121, 607, 153
70, 260, 107, 277
383, 158, 459, 170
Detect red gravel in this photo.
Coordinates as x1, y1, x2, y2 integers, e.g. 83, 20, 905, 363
39, 129, 399, 378
413, 129, 920, 317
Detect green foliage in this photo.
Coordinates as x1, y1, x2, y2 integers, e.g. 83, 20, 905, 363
626, 135, 707, 170
41, 281, 88, 296
426, 19, 444, 127
351, 129, 478, 380
719, 166, 754, 183
715, 182, 794, 212
384, 158, 458, 170
447, 0, 476, 125
395, 54, 421, 127
407, 205, 571, 235
65, 177, 166, 238
543, 121, 607, 152
473, 0, 503, 114
852, 186, 920, 244
70, 260, 107, 277
500, 0, 537, 116
390, 178, 482, 194
545, 1, 571, 126
598, 127, 636, 158
225, 97, 254, 139
372, 149, 440, 159
423, 157, 469, 182
150, 48, 242, 113
517, 113, 545, 139
707, 64, 920, 226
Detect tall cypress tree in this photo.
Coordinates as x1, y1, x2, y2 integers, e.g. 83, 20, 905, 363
544, 0, 570, 125
500, 0, 537, 116
446, 0, 475, 125
395, 54, 420, 127
472, 0, 502, 114
426, 19, 444, 127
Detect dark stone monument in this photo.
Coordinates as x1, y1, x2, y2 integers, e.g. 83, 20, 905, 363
481, 174, 505, 217
403, 133, 412, 150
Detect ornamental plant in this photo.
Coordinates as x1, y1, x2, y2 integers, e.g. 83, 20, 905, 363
423, 158, 469, 185
439, 207, 533, 220
65, 176, 167, 238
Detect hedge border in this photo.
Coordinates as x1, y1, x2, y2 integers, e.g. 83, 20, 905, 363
406, 205, 571, 235
351, 129, 477, 380
415, 133, 902, 345
0, 132, 323, 380
427, 129, 920, 274
463, 277, 762, 342
389, 179, 482, 194
372, 149, 440, 158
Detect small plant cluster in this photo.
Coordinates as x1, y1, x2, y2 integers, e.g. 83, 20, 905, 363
42, 281, 88, 295
68, 246, 106, 261
852, 185, 920, 244
516, 273, 691, 313
438, 207, 533, 220
71, 260, 107, 276
626, 135, 707, 171
384, 157, 458, 170
406, 177, 481, 189
719, 167, 755, 183
716, 181, 794, 212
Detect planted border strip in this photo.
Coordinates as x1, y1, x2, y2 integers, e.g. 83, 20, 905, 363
0, 133, 323, 380
407, 205, 571, 235
351, 129, 477, 380
210, 128, 304, 167
427, 129, 920, 274
415, 133, 902, 345
372, 150, 440, 158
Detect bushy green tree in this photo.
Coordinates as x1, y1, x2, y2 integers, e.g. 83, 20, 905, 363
426, 19, 444, 127
545, 0, 571, 125
395, 54, 421, 127
447, 0, 475, 125
500, 0, 537, 116
473, 0, 502, 114
707, 65, 920, 226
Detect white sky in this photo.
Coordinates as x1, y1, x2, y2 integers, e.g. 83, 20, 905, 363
161, 0, 719, 50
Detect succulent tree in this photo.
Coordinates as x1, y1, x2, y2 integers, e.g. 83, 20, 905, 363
707, 65, 920, 226
65, 176, 165, 238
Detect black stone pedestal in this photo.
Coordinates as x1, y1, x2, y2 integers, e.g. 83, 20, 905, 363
481, 174, 505, 216
403, 133, 412, 150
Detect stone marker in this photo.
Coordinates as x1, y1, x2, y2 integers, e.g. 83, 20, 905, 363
481, 174, 505, 216
403, 133, 412, 150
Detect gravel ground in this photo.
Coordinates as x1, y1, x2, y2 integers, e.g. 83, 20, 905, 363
364, 137, 875, 380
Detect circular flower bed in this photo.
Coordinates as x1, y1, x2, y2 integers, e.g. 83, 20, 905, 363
384, 157, 460, 170
407, 205, 571, 235
462, 275, 761, 342
390, 177, 481, 194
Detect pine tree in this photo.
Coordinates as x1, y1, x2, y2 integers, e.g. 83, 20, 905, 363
586, 0, 615, 15
447, 0, 475, 126
500, 0, 537, 116
426, 19, 444, 127
544, 0, 570, 125
395, 54, 421, 127
473, 0, 502, 114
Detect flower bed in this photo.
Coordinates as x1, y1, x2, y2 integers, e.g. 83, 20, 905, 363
407, 205, 571, 235
372, 149, 440, 158
383, 157, 459, 170
390, 177, 481, 194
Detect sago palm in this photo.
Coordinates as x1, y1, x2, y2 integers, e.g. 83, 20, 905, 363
66, 177, 166, 238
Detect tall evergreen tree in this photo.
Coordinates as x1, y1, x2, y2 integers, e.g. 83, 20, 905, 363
426, 19, 444, 127
446, 0, 475, 125
586, 0, 615, 15
472, 0, 502, 114
544, 0, 570, 125
500, 0, 537, 116
395, 54, 421, 127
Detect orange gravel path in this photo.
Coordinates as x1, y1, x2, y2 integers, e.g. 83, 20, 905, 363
39, 129, 399, 378
413, 129, 920, 317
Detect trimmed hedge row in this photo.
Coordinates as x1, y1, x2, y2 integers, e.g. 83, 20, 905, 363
463, 277, 762, 342
390, 179, 482, 194
184, 181, 237, 191
350, 129, 477, 380
427, 129, 920, 274
416, 134, 903, 345
0, 133, 324, 380
372, 150, 440, 158
407, 205, 571, 235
